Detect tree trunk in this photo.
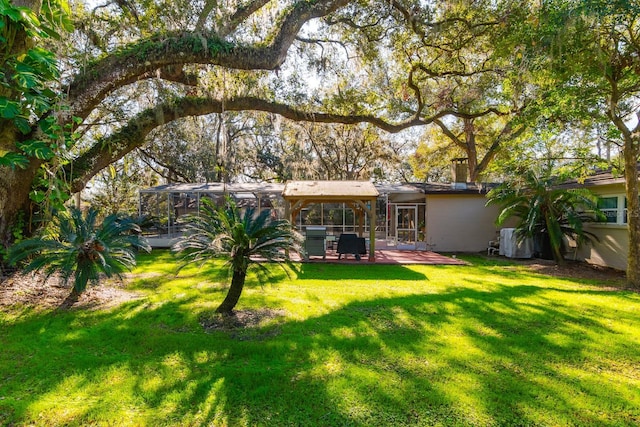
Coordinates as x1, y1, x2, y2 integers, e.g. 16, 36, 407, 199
215, 268, 247, 314
464, 119, 480, 182
58, 287, 82, 310
545, 216, 565, 265
624, 138, 640, 288
0, 163, 40, 253
0, 0, 43, 254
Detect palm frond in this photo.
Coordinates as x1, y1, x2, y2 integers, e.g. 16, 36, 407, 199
7, 207, 148, 298
172, 197, 301, 313
486, 170, 606, 263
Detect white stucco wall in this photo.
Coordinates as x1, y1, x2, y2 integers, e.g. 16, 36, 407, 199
425, 194, 501, 252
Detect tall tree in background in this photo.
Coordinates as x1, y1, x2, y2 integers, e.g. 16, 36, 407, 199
531, 1, 640, 287
243, 113, 316, 182
390, 0, 534, 183
87, 157, 158, 217
289, 122, 403, 181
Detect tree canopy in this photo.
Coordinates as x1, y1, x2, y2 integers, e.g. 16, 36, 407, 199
1, 0, 524, 238
1, 0, 640, 286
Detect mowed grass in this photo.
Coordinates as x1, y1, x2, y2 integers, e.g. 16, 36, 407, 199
1, 251, 639, 426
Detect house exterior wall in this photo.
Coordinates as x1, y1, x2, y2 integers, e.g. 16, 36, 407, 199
425, 194, 501, 252
578, 224, 628, 271
576, 182, 629, 271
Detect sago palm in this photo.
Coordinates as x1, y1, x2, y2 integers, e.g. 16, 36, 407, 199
172, 197, 302, 315
8, 208, 150, 304
487, 169, 603, 264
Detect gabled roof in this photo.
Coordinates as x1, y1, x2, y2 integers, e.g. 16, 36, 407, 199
282, 180, 379, 200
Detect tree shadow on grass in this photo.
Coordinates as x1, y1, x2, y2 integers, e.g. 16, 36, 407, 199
1, 283, 639, 426
295, 262, 427, 281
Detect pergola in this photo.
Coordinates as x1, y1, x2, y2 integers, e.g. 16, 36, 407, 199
282, 180, 379, 261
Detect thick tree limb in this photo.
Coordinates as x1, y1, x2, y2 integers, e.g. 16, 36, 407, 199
68, 95, 434, 191
69, 89, 522, 192
196, 0, 272, 36
66, 0, 350, 121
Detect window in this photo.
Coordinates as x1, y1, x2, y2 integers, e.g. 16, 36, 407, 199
598, 196, 619, 223
597, 194, 633, 225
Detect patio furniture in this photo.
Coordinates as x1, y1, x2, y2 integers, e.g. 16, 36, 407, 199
305, 226, 326, 260
337, 233, 367, 260
487, 239, 499, 255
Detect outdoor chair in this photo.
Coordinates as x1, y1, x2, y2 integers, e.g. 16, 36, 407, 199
487, 239, 500, 256
337, 233, 367, 260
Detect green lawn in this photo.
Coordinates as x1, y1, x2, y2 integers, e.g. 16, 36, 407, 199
1, 251, 639, 426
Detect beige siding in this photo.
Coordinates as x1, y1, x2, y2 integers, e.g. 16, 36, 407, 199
425, 194, 501, 252
577, 225, 628, 271
572, 183, 628, 271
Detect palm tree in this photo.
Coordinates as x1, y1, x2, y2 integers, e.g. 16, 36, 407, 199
487, 169, 604, 264
7, 208, 150, 305
172, 197, 302, 315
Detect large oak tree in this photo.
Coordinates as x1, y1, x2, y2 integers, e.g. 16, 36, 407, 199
0, 0, 432, 249
528, 0, 640, 287
1, 0, 515, 248
7, 0, 638, 289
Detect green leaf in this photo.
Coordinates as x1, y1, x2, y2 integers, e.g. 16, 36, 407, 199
23, 91, 53, 115
14, 116, 33, 134
18, 140, 55, 160
29, 190, 47, 203
41, 0, 74, 34
41, 88, 57, 99
2, 7, 21, 22
0, 152, 29, 169
17, 7, 44, 37
27, 47, 59, 73
0, 97, 21, 118
13, 64, 41, 89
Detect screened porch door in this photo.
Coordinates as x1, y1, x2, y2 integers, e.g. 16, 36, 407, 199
395, 205, 418, 249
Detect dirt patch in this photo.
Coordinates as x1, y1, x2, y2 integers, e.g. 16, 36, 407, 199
496, 257, 627, 284
0, 272, 142, 311
200, 308, 287, 332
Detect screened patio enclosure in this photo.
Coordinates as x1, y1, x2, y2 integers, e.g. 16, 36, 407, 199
138, 182, 286, 248
138, 181, 428, 251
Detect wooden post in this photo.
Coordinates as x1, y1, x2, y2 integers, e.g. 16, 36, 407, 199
369, 198, 376, 262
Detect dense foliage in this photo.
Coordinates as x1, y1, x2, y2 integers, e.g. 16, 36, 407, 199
0, 0, 639, 285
